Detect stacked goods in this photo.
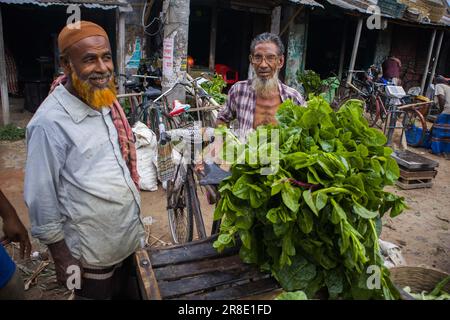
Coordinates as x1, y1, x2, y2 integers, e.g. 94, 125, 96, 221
378, 0, 407, 18
401, 0, 432, 20
423, 0, 446, 23
391, 150, 439, 189
404, 7, 422, 21
213, 97, 407, 299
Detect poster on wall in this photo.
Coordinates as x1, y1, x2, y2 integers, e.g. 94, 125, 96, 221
162, 32, 176, 87
126, 38, 142, 70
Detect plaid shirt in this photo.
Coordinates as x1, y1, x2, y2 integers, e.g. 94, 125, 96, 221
217, 79, 305, 138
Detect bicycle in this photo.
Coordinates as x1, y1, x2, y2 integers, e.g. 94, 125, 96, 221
162, 125, 232, 244
335, 70, 388, 128
390, 101, 431, 148
117, 73, 163, 128
336, 71, 430, 147
126, 75, 223, 244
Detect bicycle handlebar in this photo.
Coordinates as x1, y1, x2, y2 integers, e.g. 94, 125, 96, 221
161, 127, 215, 145
131, 74, 161, 80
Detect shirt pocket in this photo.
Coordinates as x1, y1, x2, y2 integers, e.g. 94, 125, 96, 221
67, 132, 112, 174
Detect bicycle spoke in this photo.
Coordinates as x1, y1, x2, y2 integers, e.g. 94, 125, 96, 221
167, 182, 193, 244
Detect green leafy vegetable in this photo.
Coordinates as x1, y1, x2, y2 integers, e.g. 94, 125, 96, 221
200, 73, 227, 105
213, 96, 406, 300
275, 290, 308, 300
403, 276, 450, 300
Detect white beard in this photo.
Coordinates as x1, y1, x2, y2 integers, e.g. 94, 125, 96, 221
251, 67, 279, 98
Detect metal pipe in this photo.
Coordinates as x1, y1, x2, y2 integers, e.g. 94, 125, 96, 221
429, 30, 444, 90
420, 29, 436, 95
0, 7, 10, 125
346, 18, 363, 85
208, 5, 217, 71
338, 21, 348, 80
117, 10, 126, 95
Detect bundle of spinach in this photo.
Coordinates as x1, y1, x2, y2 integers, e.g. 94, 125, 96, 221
297, 70, 322, 98
200, 73, 227, 105
297, 70, 340, 104
213, 97, 407, 300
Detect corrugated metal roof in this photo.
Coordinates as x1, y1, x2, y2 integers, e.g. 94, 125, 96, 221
326, 0, 399, 16
325, 0, 369, 13
440, 14, 450, 25
0, 0, 127, 9
324, 0, 450, 26
288, 0, 324, 8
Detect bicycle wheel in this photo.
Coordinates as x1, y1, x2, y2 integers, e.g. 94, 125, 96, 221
402, 109, 428, 147
167, 178, 193, 244
333, 85, 354, 110
186, 168, 207, 239
337, 94, 366, 113
366, 95, 387, 129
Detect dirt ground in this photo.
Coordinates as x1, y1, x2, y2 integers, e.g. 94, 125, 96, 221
0, 98, 449, 299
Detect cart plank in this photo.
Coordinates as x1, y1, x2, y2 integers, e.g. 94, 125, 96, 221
150, 237, 239, 267
158, 268, 267, 299
176, 277, 279, 300
154, 254, 244, 281
135, 249, 161, 300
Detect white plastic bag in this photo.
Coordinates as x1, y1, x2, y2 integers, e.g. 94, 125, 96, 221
132, 122, 158, 191
379, 239, 407, 268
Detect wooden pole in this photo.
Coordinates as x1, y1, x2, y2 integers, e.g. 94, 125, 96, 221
346, 17, 363, 85
428, 30, 444, 91
301, 10, 309, 73
0, 7, 10, 125
270, 6, 281, 35
279, 6, 303, 38
208, 5, 217, 72
117, 8, 126, 94
338, 21, 348, 80
420, 29, 436, 95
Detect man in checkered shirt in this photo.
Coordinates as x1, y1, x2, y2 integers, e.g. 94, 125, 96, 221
216, 32, 305, 139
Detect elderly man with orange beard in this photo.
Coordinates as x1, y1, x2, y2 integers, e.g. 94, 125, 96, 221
24, 21, 145, 300
216, 32, 305, 138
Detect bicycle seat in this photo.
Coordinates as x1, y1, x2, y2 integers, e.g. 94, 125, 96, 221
143, 86, 162, 99
385, 85, 406, 99
199, 163, 231, 186
124, 79, 140, 89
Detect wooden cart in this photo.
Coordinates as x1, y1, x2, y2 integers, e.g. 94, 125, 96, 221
134, 236, 281, 300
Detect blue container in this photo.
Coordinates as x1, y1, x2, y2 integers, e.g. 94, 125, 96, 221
405, 124, 431, 148
430, 114, 450, 155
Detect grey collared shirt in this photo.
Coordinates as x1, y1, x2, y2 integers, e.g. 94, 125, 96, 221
24, 85, 145, 267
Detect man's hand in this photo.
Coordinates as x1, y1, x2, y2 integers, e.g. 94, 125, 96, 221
2, 214, 32, 259
0, 190, 32, 259
48, 240, 83, 289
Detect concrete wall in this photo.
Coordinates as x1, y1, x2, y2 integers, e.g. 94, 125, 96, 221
373, 24, 392, 68
284, 7, 308, 93
390, 24, 433, 90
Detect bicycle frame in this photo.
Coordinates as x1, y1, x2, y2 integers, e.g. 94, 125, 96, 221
169, 145, 207, 239
120, 77, 221, 243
